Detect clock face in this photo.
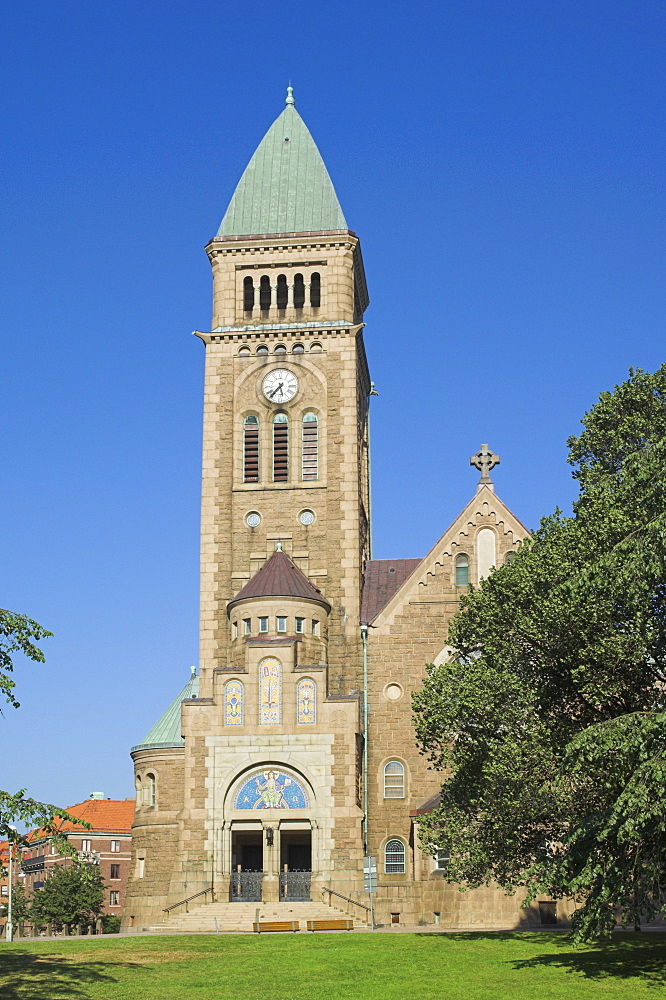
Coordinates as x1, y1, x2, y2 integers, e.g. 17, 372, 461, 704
262, 369, 298, 403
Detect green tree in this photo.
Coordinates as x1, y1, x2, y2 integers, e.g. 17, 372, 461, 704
0, 612, 84, 852
0, 879, 31, 929
30, 862, 106, 933
413, 365, 666, 940
0, 608, 52, 709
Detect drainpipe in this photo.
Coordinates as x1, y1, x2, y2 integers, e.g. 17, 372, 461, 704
361, 623, 369, 854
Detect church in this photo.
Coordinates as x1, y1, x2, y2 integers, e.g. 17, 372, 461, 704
122, 90, 547, 931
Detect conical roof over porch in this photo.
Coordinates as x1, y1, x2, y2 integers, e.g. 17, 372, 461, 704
227, 548, 331, 615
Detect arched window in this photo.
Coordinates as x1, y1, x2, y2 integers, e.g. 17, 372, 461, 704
384, 839, 406, 874
273, 413, 289, 482
297, 678, 316, 725
135, 774, 142, 805
292, 343, 304, 354
455, 553, 469, 586
243, 276, 254, 312
384, 761, 405, 798
504, 551, 517, 566
274, 344, 286, 354
302, 412, 318, 480
310, 272, 321, 308
259, 656, 281, 725
276, 274, 288, 310
225, 680, 244, 726
293, 273, 305, 309
243, 415, 260, 483
477, 527, 496, 582
146, 773, 156, 807
259, 275, 271, 310
257, 345, 268, 355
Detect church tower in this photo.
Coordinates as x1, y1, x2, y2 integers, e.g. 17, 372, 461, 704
124, 92, 537, 933
196, 87, 371, 697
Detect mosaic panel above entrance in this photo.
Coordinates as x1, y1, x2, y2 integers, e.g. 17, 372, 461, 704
234, 769, 309, 809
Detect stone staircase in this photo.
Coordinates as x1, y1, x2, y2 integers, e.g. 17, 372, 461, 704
150, 899, 359, 934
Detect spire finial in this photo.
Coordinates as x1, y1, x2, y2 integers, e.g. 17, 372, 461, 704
285, 86, 295, 107
275, 541, 283, 551
190, 665, 197, 677
470, 444, 500, 492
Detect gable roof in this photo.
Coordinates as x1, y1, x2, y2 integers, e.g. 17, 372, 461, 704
131, 671, 199, 753
27, 799, 135, 841
369, 485, 531, 631
361, 558, 423, 624
217, 94, 347, 238
227, 549, 331, 614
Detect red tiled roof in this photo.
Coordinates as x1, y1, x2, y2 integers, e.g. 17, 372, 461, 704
27, 799, 135, 841
227, 550, 331, 613
361, 558, 422, 623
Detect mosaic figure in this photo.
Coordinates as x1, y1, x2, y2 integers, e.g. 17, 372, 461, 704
259, 656, 281, 725
234, 768, 309, 809
224, 680, 243, 726
297, 678, 316, 725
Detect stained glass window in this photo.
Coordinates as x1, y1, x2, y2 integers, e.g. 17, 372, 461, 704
225, 680, 244, 726
297, 678, 316, 725
259, 657, 281, 725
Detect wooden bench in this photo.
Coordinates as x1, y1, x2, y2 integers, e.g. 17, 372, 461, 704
253, 920, 299, 933
306, 919, 354, 932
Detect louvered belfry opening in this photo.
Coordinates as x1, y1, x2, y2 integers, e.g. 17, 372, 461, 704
302, 412, 318, 480
243, 415, 260, 483
273, 413, 289, 482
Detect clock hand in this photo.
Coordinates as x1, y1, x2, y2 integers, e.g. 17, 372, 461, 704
269, 383, 284, 398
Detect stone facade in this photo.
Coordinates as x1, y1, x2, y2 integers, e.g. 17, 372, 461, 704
122, 95, 572, 931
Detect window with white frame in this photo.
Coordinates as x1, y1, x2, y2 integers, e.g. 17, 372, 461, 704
383, 761, 405, 798
110, 840, 121, 853
81, 839, 92, 852
243, 618, 251, 635
109, 891, 120, 906
434, 847, 450, 871
146, 773, 156, 807
277, 616, 287, 633
259, 616, 269, 633
295, 617, 305, 634
384, 839, 406, 874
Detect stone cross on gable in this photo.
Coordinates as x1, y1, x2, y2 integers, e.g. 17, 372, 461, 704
470, 444, 500, 490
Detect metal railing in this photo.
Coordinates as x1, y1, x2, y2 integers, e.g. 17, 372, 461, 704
321, 886, 371, 921
163, 885, 215, 914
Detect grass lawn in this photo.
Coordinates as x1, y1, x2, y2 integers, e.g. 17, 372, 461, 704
0, 931, 665, 1000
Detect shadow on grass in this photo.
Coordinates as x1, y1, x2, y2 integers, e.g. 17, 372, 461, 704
0, 952, 144, 999
416, 931, 666, 989
511, 933, 666, 988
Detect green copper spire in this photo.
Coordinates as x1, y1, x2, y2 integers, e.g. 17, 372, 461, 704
131, 669, 199, 752
217, 91, 347, 237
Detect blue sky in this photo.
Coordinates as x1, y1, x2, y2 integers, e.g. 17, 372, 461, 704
2, 1, 665, 811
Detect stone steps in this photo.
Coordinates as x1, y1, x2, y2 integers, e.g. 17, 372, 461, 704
151, 899, 360, 934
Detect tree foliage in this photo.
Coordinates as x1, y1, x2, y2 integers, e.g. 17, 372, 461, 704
0, 608, 52, 709
413, 365, 666, 939
30, 862, 106, 932
0, 611, 84, 855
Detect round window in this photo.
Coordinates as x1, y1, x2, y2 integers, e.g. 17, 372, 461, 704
246, 511, 261, 528
299, 509, 315, 526
384, 683, 403, 701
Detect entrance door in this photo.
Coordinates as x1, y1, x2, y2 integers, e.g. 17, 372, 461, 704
231, 832, 263, 902
280, 831, 312, 901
